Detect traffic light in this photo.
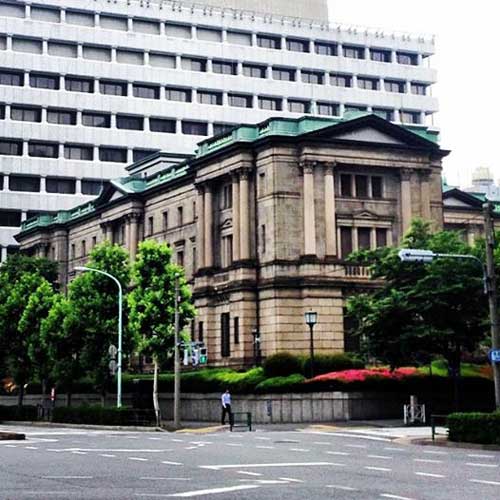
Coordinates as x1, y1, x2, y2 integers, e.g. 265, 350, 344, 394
199, 346, 208, 364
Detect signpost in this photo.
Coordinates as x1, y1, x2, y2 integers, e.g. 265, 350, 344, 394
488, 349, 500, 364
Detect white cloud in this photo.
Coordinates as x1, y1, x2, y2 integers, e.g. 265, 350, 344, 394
329, 0, 499, 187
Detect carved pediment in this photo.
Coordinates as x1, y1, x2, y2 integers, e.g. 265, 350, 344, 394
219, 218, 233, 230
109, 190, 126, 202
333, 126, 407, 145
353, 209, 379, 220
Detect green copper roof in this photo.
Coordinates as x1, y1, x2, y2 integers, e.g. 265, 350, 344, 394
18, 114, 440, 235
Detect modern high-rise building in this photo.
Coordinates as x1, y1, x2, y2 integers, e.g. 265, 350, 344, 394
0, 0, 438, 260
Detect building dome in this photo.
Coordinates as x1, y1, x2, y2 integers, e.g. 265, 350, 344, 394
472, 166, 494, 184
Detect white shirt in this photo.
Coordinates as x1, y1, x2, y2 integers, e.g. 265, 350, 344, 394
221, 392, 231, 407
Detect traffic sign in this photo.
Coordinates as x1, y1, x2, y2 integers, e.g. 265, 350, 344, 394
108, 345, 118, 359
488, 349, 500, 363
108, 359, 117, 375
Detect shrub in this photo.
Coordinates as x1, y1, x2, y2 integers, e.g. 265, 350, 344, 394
255, 374, 306, 393
0, 405, 38, 422
302, 353, 365, 377
52, 405, 156, 426
263, 352, 303, 378
447, 412, 500, 445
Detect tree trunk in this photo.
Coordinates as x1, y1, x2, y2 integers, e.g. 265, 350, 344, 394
17, 384, 24, 409
66, 392, 72, 407
153, 356, 161, 427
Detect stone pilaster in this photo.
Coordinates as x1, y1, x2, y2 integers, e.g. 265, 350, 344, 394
324, 162, 336, 256
196, 186, 205, 269
231, 172, 240, 262
204, 185, 213, 267
419, 169, 431, 221
301, 161, 317, 256
128, 213, 141, 260
239, 168, 251, 260
400, 168, 413, 234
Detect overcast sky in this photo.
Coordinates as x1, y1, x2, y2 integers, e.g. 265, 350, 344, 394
329, 0, 498, 188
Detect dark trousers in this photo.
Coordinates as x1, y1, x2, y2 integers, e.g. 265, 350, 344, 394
221, 404, 232, 425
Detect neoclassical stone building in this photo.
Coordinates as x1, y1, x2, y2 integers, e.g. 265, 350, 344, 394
16, 114, 447, 366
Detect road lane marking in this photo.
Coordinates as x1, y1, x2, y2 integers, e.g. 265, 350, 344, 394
25, 446, 38, 450
200, 462, 335, 470
413, 458, 442, 464
225, 443, 243, 447
162, 461, 183, 466
5, 445, 17, 448
325, 451, 350, 456
279, 477, 304, 483
100, 454, 116, 458
43, 476, 92, 479
140, 478, 191, 481
368, 455, 393, 460
415, 472, 445, 478
20, 492, 75, 496
423, 450, 447, 455
237, 471, 262, 476
71, 451, 87, 455
365, 466, 392, 472
129, 457, 149, 462
289, 448, 309, 452
142, 485, 261, 497
256, 446, 275, 449
380, 495, 416, 500
44, 448, 172, 453
313, 441, 331, 445
171, 439, 184, 443
466, 462, 498, 468
255, 437, 271, 441
384, 448, 405, 452
327, 485, 358, 491
469, 479, 500, 486
148, 437, 162, 441
345, 444, 367, 449
467, 454, 495, 459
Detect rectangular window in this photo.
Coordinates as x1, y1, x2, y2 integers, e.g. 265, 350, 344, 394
0, 105, 3, 120
0, 3, 25, 18
177, 250, 184, 266
66, 10, 94, 27
46, 177, 76, 194
12, 37, 43, 54
357, 77, 379, 90
133, 84, 159, 99
411, 83, 427, 95
70, 244, 75, 259
116, 49, 144, 65
258, 96, 282, 111
48, 41, 76, 58
0, 70, 23, 86
288, 100, 310, 113
163, 211, 169, 230
82, 112, 110, 128
30, 73, 59, 90
373, 108, 394, 121
397, 52, 418, 65
197, 91, 222, 106
116, 115, 144, 130
9, 175, 40, 192
182, 121, 208, 136
11, 106, 41, 122
221, 184, 233, 209
372, 177, 383, 198
47, 108, 76, 125
177, 206, 183, 226
317, 102, 339, 116
28, 142, 58, 158
149, 52, 176, 68
81, 240, 86, 257
286, 38, 309, 52
345, 105, 367, 113
82, 45, 111, 62
385, 80, 405, 93
301, 70, 324, 85
330, 73, 352, 87
150, 118, 176, 133
376, 228, 388, 247
272, 67, 296, 81
100, 14, 127, 31
212, 60, 237, 75
165, 23, 191, 39
197, 27, 222, 42
315, 41, 337, 56
227, 31, 251, 46
165, 87, 192, 102
65, 76, 94, 93
181, 57, 206, 72
213, 123, 236, 136
343, 45, 365, 59
99, 147, 127, 163
221, 313, 230, 357
64, 144, 93, 161
243, 64, 267, 79
358, 227, 371, 250
198, 321, 204, 342
0, 139, 23, 156
148, 216, 154, 235
355, 175, 368, 198
261, 225, 266, 254
234, 317, 240, 344
370, 49, 391, 62
92, 236, 97, 248
341, 227, 353, 258
401, 111, 421, 124
133, 19, 160, 34
133, 149, 158, 162
82, 180, 103, 195
228, 94, 252, 108
0, 210, 22, 227
257, 34, 281, 49
99, 80, 127, 96
340, 174, 352, 197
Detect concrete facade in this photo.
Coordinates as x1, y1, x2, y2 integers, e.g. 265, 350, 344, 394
16, 114, 447, 366
0, 0, 438, 257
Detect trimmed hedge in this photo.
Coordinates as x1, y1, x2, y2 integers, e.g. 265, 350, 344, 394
263, 353, 303, 378
447, 412, 500, 445
0, 405, 38, 422
303, 354, 365, 377
52, 405, 156, 426
255, 374, 305, 393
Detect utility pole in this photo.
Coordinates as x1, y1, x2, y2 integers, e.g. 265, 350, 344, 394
483, 202, 500, 409
173, 274, 181, 428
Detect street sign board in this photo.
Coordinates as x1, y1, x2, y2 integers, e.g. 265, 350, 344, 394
488, 349, 500, 363
108, 345, 118, 359
108, 359, 117, 375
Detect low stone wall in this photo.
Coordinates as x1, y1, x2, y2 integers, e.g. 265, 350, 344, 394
1, 392, 406, 424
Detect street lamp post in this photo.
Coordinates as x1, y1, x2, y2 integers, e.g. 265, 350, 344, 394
75, 266, 123, 408
252, 328, 261, 366
304, 311, 318, 378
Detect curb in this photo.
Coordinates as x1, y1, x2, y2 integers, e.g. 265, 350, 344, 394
402, 436, 500, 451
1, 421, 163, 432
0, 431, 25, 440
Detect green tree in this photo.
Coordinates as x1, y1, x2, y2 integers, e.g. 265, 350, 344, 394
128, 241, 196, 421
67, 242, 131, 402
347, 220, 488, 376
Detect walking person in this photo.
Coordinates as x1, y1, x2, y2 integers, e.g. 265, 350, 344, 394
221, 389, 232, 426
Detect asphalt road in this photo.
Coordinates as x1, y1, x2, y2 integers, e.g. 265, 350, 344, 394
0, 424, 499, 500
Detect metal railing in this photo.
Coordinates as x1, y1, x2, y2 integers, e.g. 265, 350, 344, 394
230, 412, 252, 432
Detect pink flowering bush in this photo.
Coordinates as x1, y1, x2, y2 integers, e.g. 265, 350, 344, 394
309, 367, 420, 384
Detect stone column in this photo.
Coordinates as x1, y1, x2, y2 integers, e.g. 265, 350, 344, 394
196, 186, 205, 269
204, 185, 213, 267
128, 213, 140, 260
0, 246, 7, 263
239, 168, 251, 260
101, 223, 110, 241
324, 162, 337, 256
420, 170, 431, 221
232, 173, 241, 262
400, 169, 413, 234
302, 162, 317, 256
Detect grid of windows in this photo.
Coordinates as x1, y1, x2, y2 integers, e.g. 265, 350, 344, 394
65, 76, 94, 93
259, 96, 282, 111
198, 91, 223, 106
373, 108, 394, 121
0, 69, 23, 86
0, 210, 22, 227
257, 34, 281, 49
343, 45, 365, 59
182, 57, 206, 72
315, 42, 337, 56
0, 139, 23, 156
30, 73, 59, 89
47, 108, 76, 125
317, 102, 339, 116
28, 142, 58, 158
272, 67, 296, 81
150, 118, 176, 133
288, 100, 310, 114
99, 80, 127, 96
165, 87, 192, 102
64, 144, 93, 160
212, 60, 237, 75
11, 106, 41, 122
133, 84, 159, 99
400, 110, 421, 124
358, 77, 379, 90
99, 147, 127, 163
182, 121, 208, 136
330, 73, 352, 87
9, 175, 40, 192
242, 64, 266, 78
82, 112, 111, 128
133, 149, 158, 162
81, 179, 102, 195
228, 94, 252, 108
370, 49, 391, 62
385, 80, 406, 93
397, 52, 418, 65
116, 115, 144, 130
286, 38, 309, 53
301, 70, 324, 85
411, 83, 427, 95
46, 177, 76, 194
